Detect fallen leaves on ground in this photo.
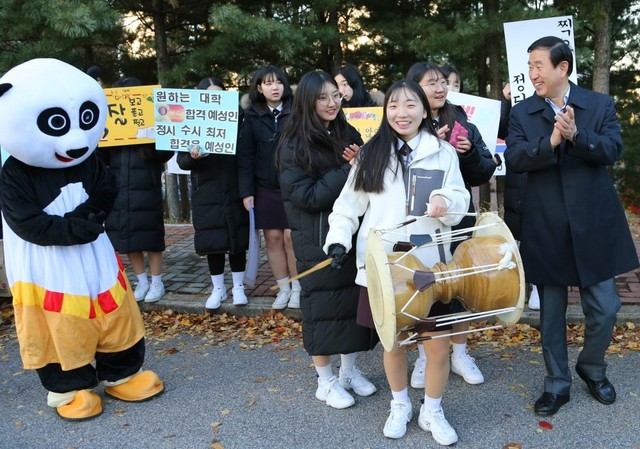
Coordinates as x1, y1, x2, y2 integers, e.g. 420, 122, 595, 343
142, 309, 303, 349
503, 443, 522, 449
2, 304, 640, 354
538, 420, 553, 430
464, 321, 640, 354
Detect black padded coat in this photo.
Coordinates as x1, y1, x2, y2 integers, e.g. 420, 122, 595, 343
177, 152, 249, 255
100, 144, 172, 253
237, 99, 292, 197
278, 127, 378, 356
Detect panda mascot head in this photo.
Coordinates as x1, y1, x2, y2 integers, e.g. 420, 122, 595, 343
0, 58, 107, 169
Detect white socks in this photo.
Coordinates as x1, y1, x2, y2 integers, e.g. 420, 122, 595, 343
423, 394, 443, 411
291, 279, 301, 292
151, 274, 162, 284
211, 273, 225, 290
452, 342, 467, 357
276, 277, 291, 293
315, 363, 334, 381
136, 272, 148, 287
419, 342, 466, 359
47, 390, 78, 408
391, 387, 410, 404
340, 353, 357, 372
232, 271, 245, 289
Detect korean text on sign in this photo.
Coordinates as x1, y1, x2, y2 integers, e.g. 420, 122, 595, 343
154, 88, 240, 154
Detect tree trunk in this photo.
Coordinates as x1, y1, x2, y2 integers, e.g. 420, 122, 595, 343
179, 173, 190, 220
590, 0, 613, 180
480, 0, 502, 209
328, 6, 342, 71
151, 0, 181, 221
592, 0, 612, 94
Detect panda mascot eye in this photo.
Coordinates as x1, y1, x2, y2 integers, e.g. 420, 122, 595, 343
37, 107, 70, 136
79, 101, 100, 130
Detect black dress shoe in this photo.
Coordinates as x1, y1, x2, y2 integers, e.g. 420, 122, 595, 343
576, 367, 616, 405
534, 392, 570, 416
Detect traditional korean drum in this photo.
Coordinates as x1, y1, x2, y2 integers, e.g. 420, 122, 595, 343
365, 212, 525, 351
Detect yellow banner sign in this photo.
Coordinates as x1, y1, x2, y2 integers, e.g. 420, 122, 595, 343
343, 107, 383, 143
100, 85, 160, 147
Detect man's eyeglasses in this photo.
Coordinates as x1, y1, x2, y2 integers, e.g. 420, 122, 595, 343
317, 92, 343, 106
420, 79, 449, 91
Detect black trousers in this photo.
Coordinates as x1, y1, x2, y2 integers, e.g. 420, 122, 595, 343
539, 279, 620, 395
36, 338, 145, 393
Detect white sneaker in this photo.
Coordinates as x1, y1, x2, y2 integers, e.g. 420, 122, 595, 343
410, 355, 426, 389
339, 366, 377, 396
315, 375, 355, 409
232, 286, 248, 306
418, 405, 458, 446
528, 285, 540, 310
205, 288, 227, 310
133, 283, 149, 302
271, 289, 290, 309
383, 400, 413, 439
451, 352, 484, 385
288, 288, 301, 309
144, 281, 165, 303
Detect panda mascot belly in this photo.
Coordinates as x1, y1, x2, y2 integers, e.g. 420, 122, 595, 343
0, 59, 163, 421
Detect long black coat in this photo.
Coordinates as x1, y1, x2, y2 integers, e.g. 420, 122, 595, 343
278, 129, 378, 356
505, 82, 638, 287
237, 100, 291, 197
100, 144, 172, 253
176, 152, 249, 255
498, 93, 527, 240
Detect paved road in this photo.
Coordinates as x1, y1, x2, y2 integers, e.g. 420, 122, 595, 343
1, 324, 640, 449
2, 218, 639, 449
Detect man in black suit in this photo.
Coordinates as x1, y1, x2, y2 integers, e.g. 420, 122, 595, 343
505, 36, 639, 416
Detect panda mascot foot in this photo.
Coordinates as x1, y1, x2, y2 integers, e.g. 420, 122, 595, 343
56, 390, 103, 421
104, 370, 164, 402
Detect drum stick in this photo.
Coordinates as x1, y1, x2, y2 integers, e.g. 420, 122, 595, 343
425, 204, 479, 217
269, 258, 333, 290
444, 212, 480, 216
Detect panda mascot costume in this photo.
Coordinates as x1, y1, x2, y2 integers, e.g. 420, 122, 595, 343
0, 59, 163, 420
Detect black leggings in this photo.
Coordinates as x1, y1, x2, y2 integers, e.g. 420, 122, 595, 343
207, 252, 247, 275
36, 338, 145, 392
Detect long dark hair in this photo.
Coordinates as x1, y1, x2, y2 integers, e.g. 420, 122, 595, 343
332, 64, 375, 108
196, 76, 225, 90
353, 80, 438, 193
406, 62, 457, 142
248, 65, 293, 109
276, 70, 351, 175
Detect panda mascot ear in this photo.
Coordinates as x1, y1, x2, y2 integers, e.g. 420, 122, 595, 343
0, 83, 12, 96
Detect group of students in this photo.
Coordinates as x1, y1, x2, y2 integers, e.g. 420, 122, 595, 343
100, 62, 498, 446
270, 62, 497, 445
104, 36, 634, 445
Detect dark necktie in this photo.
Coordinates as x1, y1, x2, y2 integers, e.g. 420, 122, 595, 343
399, 142, 412, 157
273, 108, 281, 117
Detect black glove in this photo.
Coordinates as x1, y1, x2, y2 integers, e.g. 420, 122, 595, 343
68, 217, 104, 242
87, 210, 107, 224
328, 243, 349, 270
64, 208, 106, 223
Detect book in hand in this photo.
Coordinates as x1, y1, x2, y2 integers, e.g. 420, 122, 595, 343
407, 168, 444, 216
